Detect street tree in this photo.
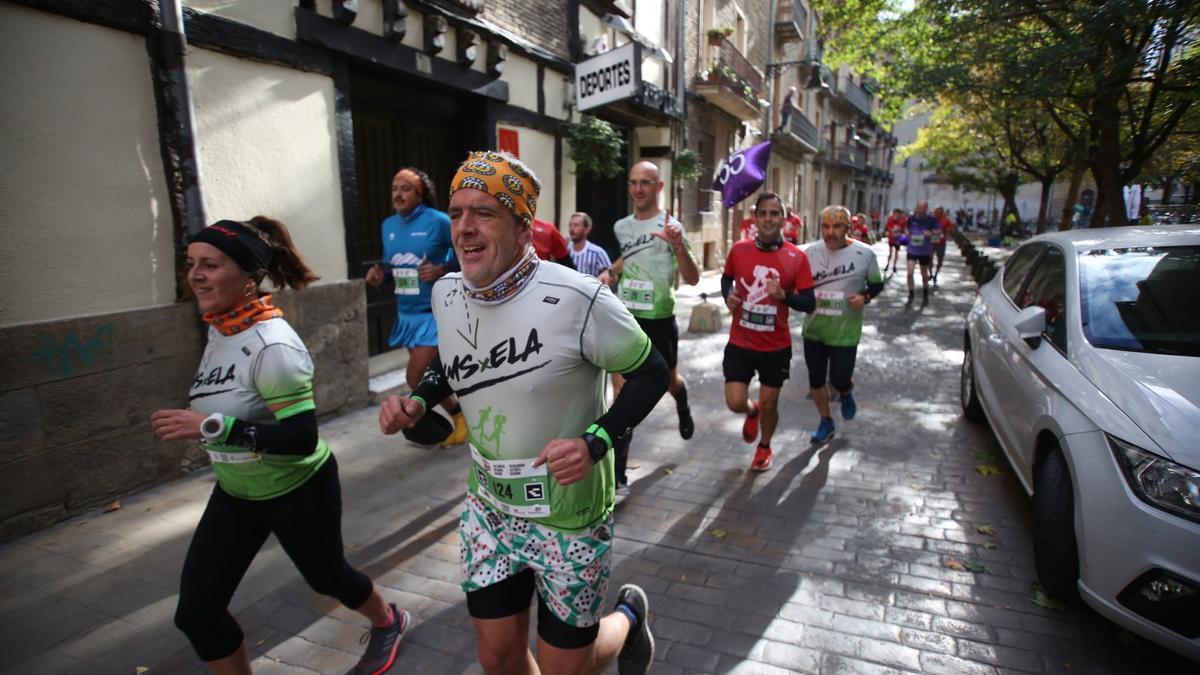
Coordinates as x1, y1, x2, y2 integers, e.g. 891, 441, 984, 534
904, 101, 1025, 228
815, 0, 1200, 226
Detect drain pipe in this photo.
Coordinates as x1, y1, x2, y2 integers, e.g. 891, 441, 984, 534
154, 0, 207, 236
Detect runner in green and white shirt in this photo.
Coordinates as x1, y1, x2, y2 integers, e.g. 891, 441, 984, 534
802, 205, 886, 443
610, 161, 701, 488
379, 151, 664, 675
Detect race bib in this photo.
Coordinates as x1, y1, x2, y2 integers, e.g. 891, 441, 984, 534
619, 278, 655, 311
393, 267, 419, 295
815, 290, 846, 316
909, 234, 925, 246
739, 301, 778, 331
470, 444, 551, 518
206, 448, 261, 464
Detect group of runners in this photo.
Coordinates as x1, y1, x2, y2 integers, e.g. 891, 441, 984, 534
153, 148, 916, 675
883, 200, 955, 302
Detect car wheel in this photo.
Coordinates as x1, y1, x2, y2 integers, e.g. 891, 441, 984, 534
961, 338, 985, 421
1033, 446, 1082, 604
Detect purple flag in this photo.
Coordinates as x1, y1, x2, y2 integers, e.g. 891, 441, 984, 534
712, 141, 772, 208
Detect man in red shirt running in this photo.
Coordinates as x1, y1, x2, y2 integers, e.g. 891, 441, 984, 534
784, 208, 802, 245
531, 218, 575, 268
932, 206, 954, 285
883, 208, 906, 273
721, 192, 816, 471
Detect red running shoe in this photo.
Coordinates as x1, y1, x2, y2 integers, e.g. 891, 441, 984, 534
741, 401, 760, 443
750, 445, 773, 472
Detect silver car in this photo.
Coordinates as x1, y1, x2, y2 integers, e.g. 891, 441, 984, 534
961, 226, 1200, 661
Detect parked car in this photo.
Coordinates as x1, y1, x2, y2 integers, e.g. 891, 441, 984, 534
960, 226, 1200, 661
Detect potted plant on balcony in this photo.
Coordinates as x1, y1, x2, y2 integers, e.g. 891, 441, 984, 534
565, 115, 626, 179
673, 147, 702, 183
707, 26, 733, 45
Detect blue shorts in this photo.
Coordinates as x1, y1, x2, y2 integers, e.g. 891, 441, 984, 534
388, 311, 438, 348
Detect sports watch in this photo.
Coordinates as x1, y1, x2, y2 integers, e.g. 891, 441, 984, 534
582, 433, 609, 464
200, 413, 227, 444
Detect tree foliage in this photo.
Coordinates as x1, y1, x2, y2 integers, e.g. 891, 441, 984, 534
814, 0, 1200, 224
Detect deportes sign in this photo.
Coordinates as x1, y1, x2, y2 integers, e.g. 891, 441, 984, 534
576, 42, 641, 112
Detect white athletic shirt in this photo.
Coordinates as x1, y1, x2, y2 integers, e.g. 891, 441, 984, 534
431, 262, 651, 531
189, 318, 330, 499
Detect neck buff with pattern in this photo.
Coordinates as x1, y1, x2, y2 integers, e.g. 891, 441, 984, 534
754, 234, 783, 251
462, 247, 539, 306
205, 295, 284, 336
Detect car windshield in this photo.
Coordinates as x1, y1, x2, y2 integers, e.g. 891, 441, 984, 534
1078, 245, 1200, 356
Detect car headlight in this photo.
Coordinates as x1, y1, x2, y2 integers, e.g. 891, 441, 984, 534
1110, 434, 1200, 524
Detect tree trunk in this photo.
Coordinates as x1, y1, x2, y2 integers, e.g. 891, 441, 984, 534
1089, 177, 1108, 228
1036, 178, 1052, 234
1059, 158, 1087, 231
1092, 97, 1130, 226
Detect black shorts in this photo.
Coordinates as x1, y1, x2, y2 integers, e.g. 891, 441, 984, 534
907, 253, 932, 266
636, 316, 678, 370
803, 339, 858, 391
933, 243, 947, 259
465, 568, 599, 649
723, 344, 791, 388
889, 242, 901, 250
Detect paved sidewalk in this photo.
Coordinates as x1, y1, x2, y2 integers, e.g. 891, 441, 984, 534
0, 243, 1191, 673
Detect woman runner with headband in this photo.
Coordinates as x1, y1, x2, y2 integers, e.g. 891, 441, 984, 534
151, 217, 408, 675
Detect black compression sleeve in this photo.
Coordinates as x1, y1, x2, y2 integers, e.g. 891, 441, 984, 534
226, 410, 319, 456
411, 354, 454, 408
721, 274, 734, 299
865, 280, 885, 299
784, 288, 816, 312
592, 346, 669, 444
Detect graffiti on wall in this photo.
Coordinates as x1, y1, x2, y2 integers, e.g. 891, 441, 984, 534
31, 323, 114, 377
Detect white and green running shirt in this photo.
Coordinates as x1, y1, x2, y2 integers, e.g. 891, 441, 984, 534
802, 239, 884, 347
189, 319, 331, 500
613, 211, 692, 319
431, 262, 652, 532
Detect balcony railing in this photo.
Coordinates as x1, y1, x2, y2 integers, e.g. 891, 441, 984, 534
837, 76, 873, 117
779, 109, 819, 150
776, 0, 807, 42
835, 144, 867, 172
713, 37, 763, 94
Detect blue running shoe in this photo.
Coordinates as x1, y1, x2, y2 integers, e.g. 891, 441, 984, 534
811, 417, 835, 443
840, 393, 857, 421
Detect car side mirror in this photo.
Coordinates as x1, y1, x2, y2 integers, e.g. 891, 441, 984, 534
1014, 305, 1046, 349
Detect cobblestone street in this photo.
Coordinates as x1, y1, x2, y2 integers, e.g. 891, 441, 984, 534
0, 242, 1190, 674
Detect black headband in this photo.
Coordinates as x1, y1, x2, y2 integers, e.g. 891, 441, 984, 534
189, 220, 274, 274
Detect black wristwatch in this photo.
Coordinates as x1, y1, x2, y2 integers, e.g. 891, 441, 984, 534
582, 432, 609, 464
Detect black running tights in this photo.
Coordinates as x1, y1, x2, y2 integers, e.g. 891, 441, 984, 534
174, 455, 372, 661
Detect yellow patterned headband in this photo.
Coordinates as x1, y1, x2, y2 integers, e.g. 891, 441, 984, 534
449, 151, 540, 228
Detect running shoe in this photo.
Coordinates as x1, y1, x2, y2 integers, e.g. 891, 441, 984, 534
678, 405, 695, 440
750, 445, 773, 472
811, 417, 836, 443
840, 392, 857, 421
616, 584, 654, 675
439, 412, 468, 448
348, 604, 409, 675
741, 401, 760, 443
